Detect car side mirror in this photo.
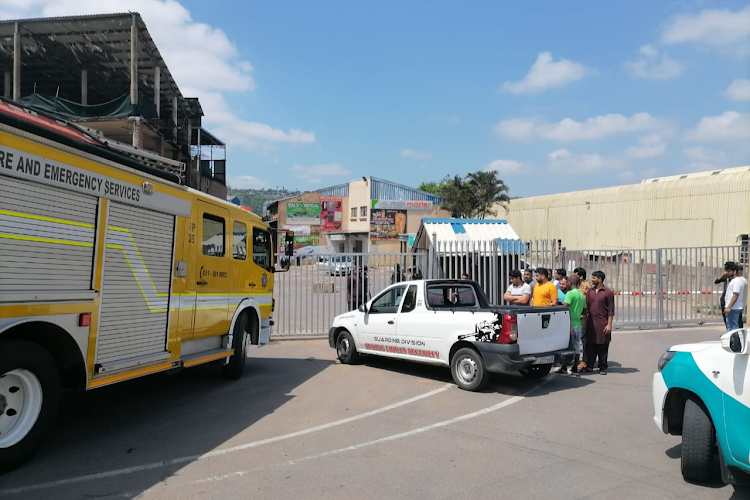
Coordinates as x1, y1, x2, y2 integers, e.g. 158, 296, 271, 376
722, 330, 747, 354
358, 303, 367, 313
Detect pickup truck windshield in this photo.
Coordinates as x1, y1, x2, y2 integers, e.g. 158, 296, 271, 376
426, 284, 477, 308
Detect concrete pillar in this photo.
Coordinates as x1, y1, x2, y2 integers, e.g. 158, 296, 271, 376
131, 116, 143, 148
81, 69, 88, 105
4, 72, 9, 98
13, 23, 21, 101
130, 14, 138, 105
154, 65, 161, 118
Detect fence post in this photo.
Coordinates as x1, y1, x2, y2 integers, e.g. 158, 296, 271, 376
656, 248, 664, 326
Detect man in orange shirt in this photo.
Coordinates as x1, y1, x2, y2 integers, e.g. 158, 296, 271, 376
530, 267, 558, 307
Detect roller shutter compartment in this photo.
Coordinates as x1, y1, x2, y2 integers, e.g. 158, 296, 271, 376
0, 176, 97, 292
96, 202, 175, 369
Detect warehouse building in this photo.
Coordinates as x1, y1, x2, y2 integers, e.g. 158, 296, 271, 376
499, 166, 750, 250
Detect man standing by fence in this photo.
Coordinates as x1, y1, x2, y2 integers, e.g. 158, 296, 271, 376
557, 275, 586, 374
724, 264, 747, 332
531, 268, 558, 307
585, 271, 615, 375
716, 261, 736, 327
504, 270, 532, 305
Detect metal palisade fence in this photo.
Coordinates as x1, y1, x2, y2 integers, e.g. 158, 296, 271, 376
272, 240, 746, 335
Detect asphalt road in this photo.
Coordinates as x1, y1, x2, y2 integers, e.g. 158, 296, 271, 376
1, 326, 747, 500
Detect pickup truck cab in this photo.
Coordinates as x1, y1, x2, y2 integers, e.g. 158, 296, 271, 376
328, 279, 573, 391
653, 329, 750, 485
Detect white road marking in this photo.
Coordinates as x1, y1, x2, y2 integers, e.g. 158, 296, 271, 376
0, 384, 452, 497
191, 379, 549, 487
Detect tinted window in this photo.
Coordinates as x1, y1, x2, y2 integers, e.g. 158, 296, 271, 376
252, 227, 271, 269
401, 285, 418, 313
426, 284, 477, 308
233, 221, 247, 260
370, 286, 406, 314
202, 214, 225, 257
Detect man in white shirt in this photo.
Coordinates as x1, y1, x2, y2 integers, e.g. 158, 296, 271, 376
504, 270, 532, 305
724, 264, 747, 331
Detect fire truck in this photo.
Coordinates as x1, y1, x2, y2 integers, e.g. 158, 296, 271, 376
0, 99, 292, 470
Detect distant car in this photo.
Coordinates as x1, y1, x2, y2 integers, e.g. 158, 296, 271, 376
653, 329, 750, 485
317, 256, 354, 276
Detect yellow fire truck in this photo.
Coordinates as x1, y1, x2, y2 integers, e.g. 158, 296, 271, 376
0, 100, 291, 470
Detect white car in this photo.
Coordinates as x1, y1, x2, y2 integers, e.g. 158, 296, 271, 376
653, 329, 750, 485
328, 279, 573, 391
317, 256, 354, 276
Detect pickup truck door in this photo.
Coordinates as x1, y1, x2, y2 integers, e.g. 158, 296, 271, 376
358, 285, 406, 354
722, 349, 750, 468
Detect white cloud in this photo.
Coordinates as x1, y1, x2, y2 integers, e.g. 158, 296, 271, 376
683, 146, 728, 163
1, 1, 315, 151
494, 112, 668, 142
400, 149, 432, 160
484, 159, 531, 175
291, 163, 350, 185
684, 112, 750, 141
547, 149, 616, 173
723, 79, 750, 101
624, 133, 667, 159
681, 146, 730, 172
662, 6, 750, 56
501, 52, 595, 94
623, 45, 683, 80
227, 175, 270, 189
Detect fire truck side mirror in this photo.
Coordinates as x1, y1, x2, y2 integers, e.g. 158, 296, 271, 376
284, 232, 295, 257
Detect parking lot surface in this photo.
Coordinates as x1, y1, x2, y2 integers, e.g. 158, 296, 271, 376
0, 326, 746, 500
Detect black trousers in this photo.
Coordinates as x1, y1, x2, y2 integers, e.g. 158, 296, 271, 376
586, 342, 609, 372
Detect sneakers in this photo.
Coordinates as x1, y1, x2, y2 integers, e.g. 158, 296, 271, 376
555, 367, 569, 375
600, 370, 608, 375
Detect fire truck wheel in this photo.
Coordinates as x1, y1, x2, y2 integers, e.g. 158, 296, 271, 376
222, 313, 251, 380
0, 339, 60, 472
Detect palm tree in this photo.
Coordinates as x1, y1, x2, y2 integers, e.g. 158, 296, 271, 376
440, 175, 474, 218
466, 170, 510, 218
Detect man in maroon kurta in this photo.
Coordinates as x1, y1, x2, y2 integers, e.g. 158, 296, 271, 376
585, 270, 615, 375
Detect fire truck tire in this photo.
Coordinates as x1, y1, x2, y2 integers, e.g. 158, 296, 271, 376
0, 339, 60, 472
222, 312, 251, 380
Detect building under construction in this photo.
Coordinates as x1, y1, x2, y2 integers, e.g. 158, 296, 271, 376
0, 12, 227, 198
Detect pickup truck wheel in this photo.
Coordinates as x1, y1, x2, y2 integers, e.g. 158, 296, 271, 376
451, 348, 489, 392
0, 340, 61, 472
681, 398, 720, 483
519, 364, 552, 380
336, 331, 360, 364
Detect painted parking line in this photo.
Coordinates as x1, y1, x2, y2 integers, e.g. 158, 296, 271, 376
0, 384, 453, 497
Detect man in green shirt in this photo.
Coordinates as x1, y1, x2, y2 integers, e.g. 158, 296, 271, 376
557, 275, 586, 374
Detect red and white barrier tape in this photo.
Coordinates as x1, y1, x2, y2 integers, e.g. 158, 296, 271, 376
612, 291, 720, 296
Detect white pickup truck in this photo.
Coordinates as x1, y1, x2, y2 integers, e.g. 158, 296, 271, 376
328, 279, 573, 391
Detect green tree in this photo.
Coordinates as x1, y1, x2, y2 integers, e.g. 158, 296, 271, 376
466, 170, 510, 218
417, 176, 451, 197
440, 175, 475, 218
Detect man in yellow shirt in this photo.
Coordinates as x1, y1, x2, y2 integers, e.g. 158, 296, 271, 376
531, 268, 558, 307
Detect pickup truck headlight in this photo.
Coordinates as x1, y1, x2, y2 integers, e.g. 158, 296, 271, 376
657, 351, 675, 372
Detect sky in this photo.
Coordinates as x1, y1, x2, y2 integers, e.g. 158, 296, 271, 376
2, 0, 750, 197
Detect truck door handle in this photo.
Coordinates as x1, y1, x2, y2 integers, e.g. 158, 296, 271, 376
248, 282, 257, 287
388, 320, 395, 325
197, 280, 208, 286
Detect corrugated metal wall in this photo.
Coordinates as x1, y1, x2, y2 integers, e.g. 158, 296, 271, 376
501, 167, 750, 249
370, 177, 442, 202
318, 183, 349, 197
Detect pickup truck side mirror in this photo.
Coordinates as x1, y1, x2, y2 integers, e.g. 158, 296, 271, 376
358, 303, 368, 313
722, 330, 748, 354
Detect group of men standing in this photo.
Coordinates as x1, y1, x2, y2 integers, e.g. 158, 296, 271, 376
504, 266, 614, 375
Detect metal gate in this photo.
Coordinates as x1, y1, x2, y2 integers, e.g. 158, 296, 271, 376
272, 241, 746, 335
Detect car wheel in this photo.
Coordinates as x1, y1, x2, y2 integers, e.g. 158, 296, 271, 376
0, 340, 61, 472
336, 330, 360, 364
451, 348, 489, 391
519, 364, 552, 380
681, 398, 720, 483
222, 312, 250, 380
